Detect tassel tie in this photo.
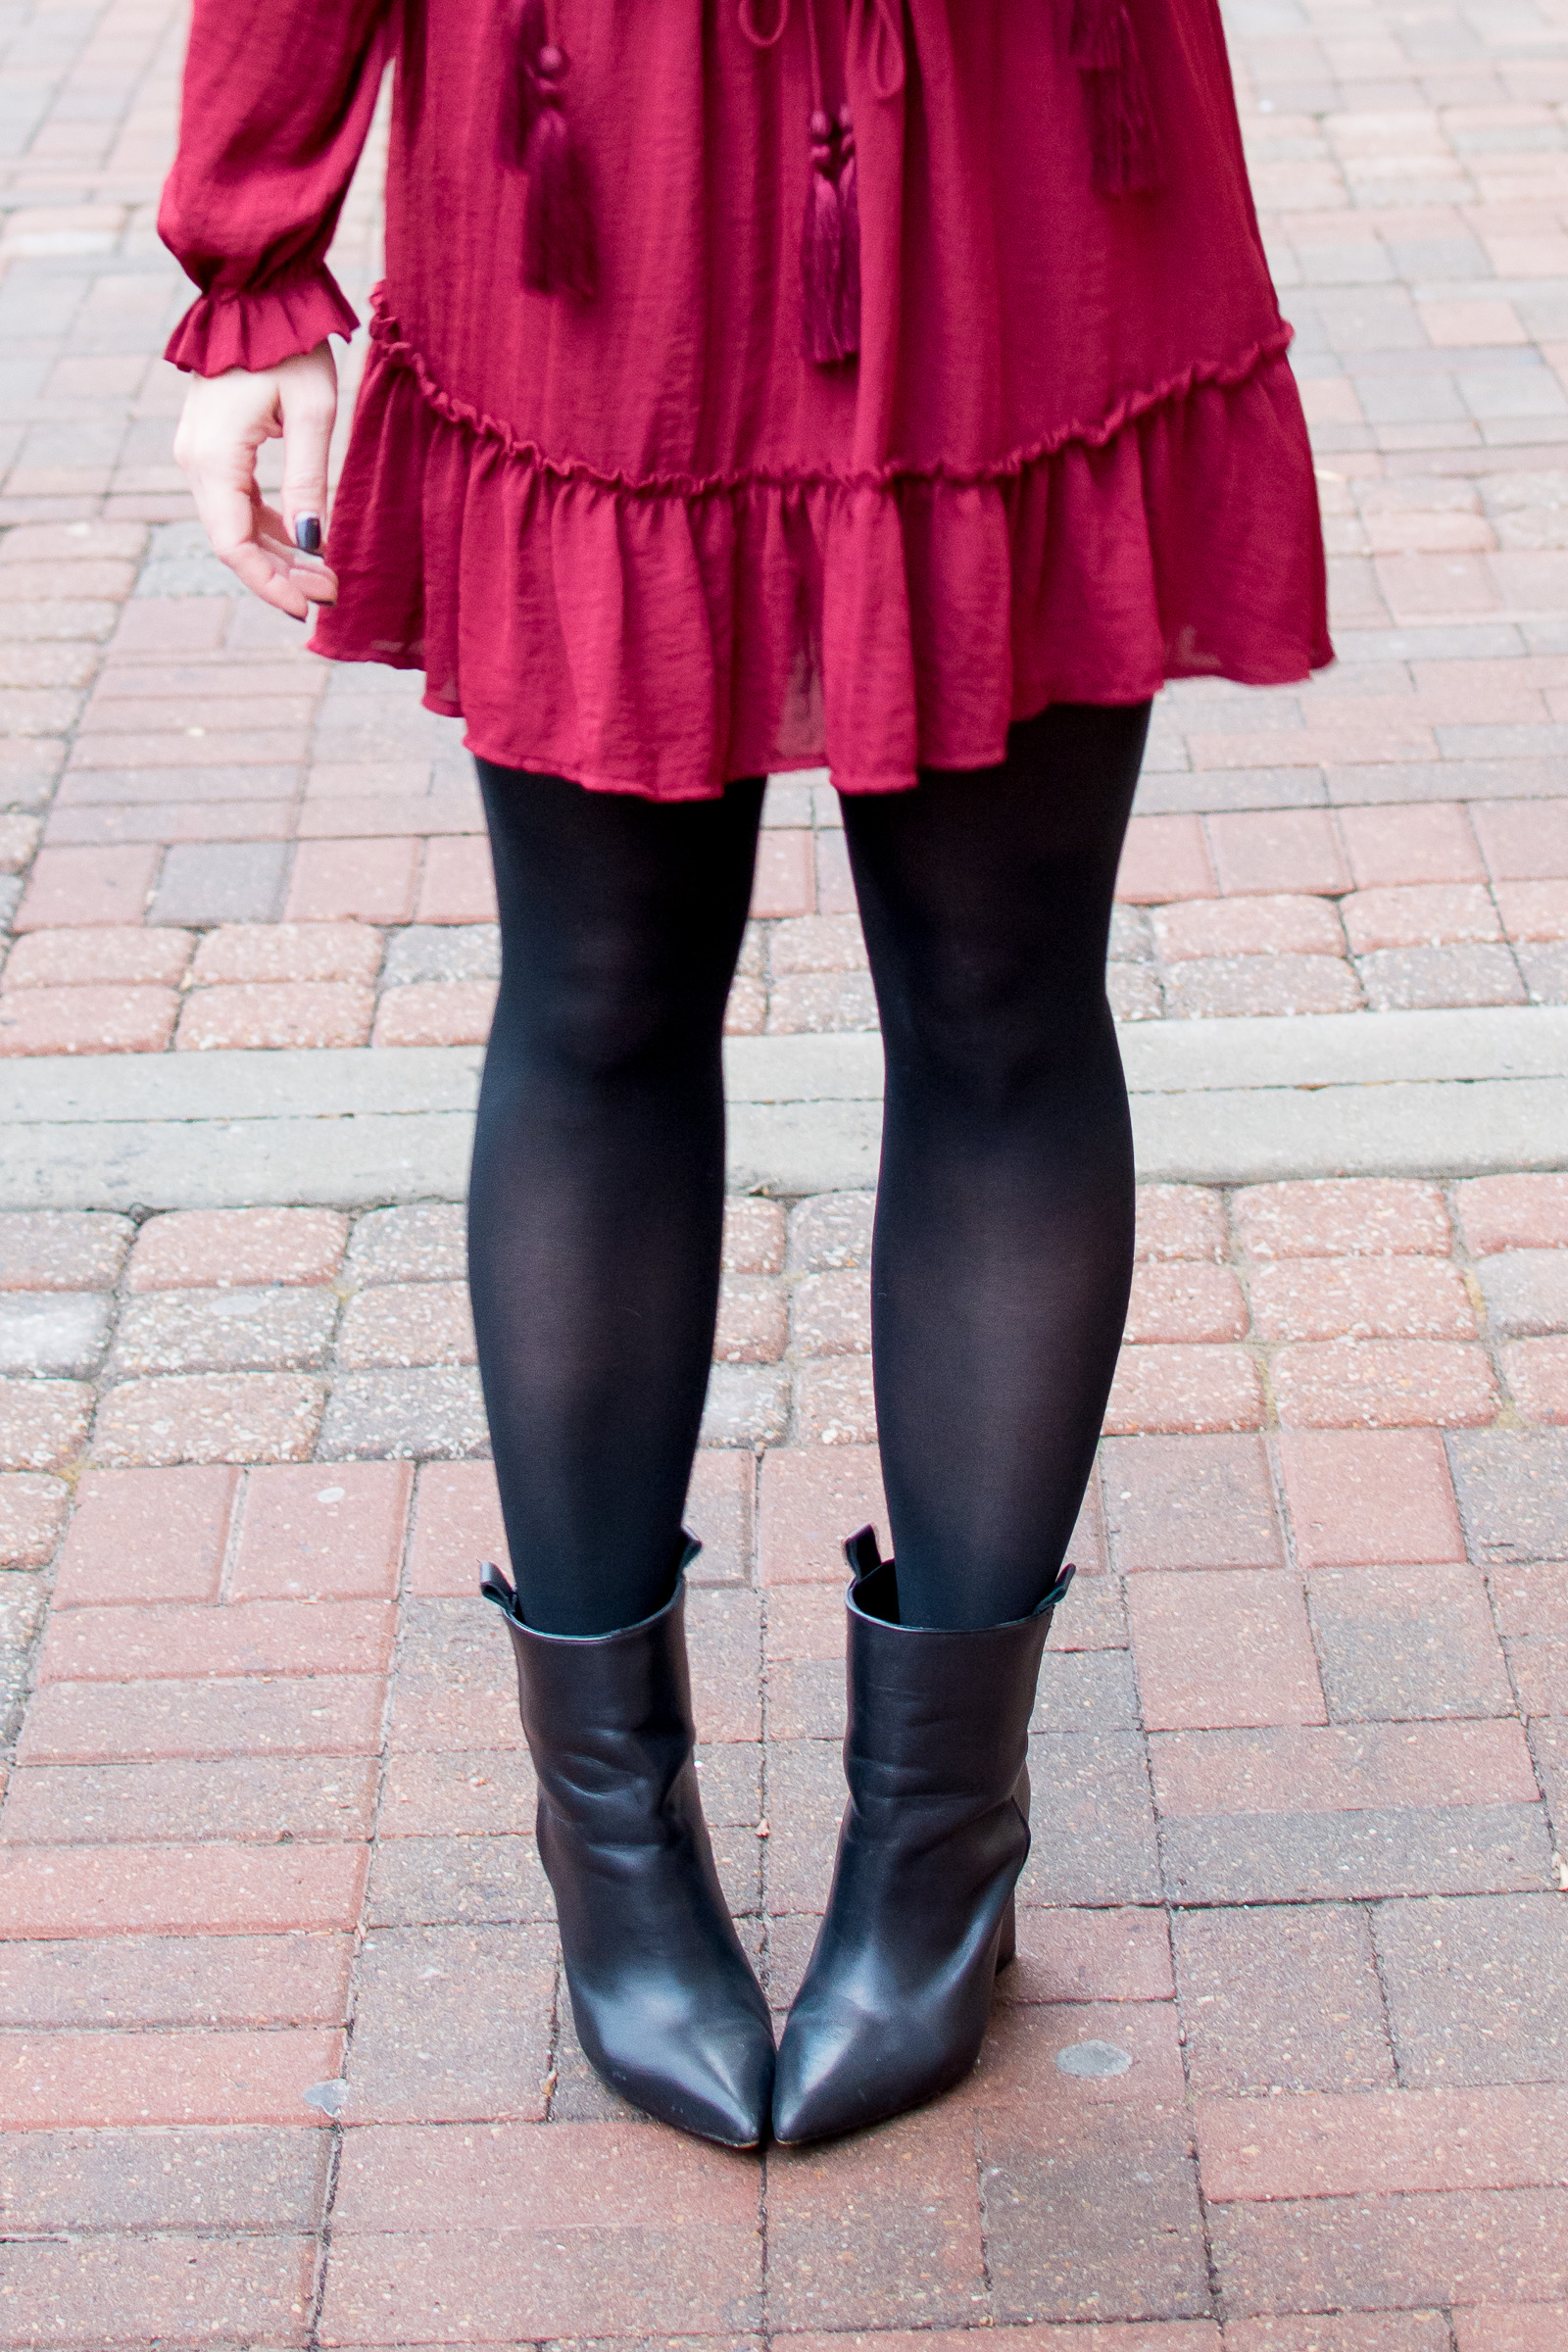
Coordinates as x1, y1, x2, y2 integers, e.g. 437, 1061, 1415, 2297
741, 0, 903, 368
508, 0, 595, 298
1068, 0, 1162, 196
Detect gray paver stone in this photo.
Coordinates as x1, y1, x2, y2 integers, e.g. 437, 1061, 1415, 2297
1447, 1430, 1568, 1562
318, 1367, 489, 1460
0, 1292, 110, 1377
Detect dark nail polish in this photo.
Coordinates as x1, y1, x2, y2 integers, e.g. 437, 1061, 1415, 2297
294, 514, 321, 555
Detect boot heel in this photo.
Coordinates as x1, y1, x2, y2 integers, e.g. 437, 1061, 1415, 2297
996, 1890, 1017, 1973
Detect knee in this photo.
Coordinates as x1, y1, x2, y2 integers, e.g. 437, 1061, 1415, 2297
497, 931, 705, 1086
883, 956, 1113, 1120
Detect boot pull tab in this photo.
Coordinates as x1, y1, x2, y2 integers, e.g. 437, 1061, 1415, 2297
480, 1561, 524, 1622
842, 1524, 883, 1578
1038, 1563, 1077, 1616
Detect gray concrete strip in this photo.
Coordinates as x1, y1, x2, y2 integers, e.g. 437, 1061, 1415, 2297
3, 1007, 1566, 1207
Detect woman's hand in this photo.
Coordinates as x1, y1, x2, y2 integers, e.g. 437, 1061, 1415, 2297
172, 343, 340, 619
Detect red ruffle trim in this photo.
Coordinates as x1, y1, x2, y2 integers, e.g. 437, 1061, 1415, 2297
165, 266, 360, 376
312, 301, 1333, 801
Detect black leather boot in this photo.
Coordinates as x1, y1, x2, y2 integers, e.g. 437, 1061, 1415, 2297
771, 1527, 1074, 2145
482, 1541, 774, 2148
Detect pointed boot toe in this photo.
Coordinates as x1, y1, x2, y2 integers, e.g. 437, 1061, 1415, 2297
590, 1989, 775, 2147
773, 1532, 1072, 2146
484, 1549, 774, 2151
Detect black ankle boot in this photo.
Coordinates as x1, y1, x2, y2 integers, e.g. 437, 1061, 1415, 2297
770, 1528, 1074, 2145
482, 1542, 774, 2148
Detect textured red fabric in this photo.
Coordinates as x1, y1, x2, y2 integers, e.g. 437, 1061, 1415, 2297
161, 0, 1332, 802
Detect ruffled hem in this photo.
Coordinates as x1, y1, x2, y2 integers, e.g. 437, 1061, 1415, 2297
312, 302, 1333, 801
166, 266, 360, 376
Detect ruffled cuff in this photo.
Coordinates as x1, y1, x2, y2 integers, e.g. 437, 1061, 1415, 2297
165, 265, 360, 375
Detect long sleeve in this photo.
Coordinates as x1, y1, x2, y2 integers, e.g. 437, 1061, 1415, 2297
159, 0, 394, 375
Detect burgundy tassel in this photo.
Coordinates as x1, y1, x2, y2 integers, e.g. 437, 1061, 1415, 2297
1068, 0, 1161, 197
836, 104, 861, 361
802, 109, 848, 364
515, 11, 595, 298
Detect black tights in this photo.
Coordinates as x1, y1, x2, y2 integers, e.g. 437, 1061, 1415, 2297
469, 702, 1149, 1636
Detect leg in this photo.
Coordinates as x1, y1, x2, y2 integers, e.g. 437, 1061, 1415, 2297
773, 703, 1148, 2145
469, 761, 764, 1638
841, 701, 1151, 1630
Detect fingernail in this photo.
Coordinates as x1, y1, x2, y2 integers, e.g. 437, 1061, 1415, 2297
294, 514, 321, 555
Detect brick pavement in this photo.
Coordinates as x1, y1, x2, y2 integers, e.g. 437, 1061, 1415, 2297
4, 0, 1568, 2344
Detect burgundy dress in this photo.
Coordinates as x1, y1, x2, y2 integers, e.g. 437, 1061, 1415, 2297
160, 0, 1331, 802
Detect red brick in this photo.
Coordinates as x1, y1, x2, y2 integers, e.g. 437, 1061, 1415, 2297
1208, 810, 1351, 897
0, 2025, 346, 2128
1473, 799, 1568, 881
1491, 1565, 1568, 1717
1126, 1264, 1249, 1343
1235, 1180, 1452, 1259
1309, 1561, 1513, 1722
816, 826, 857, 912
1116, 812, 1217, 903
326, 1275, 480, 1369
759, 1444, 887, 1584
370, 980, 497, 1047
1151, 1720, 1537, 1817
1272, 1340, 1497, 1429
1103, 1344, 1263, 1435
36, 1598, 396, 1683
1212, 2186, 1568, 2317
1279, 1429, 1464, 1567
786, 2333, 1218, 2352
1198, 2084, 1568, 2203
1003, 1905, 1174, 2005
110, 597, 230, 654
284, 836, 419, 924
1127, 1570, 1326, 1731
416, 834, 497, 923
970, 1995, 1187, 2109
1505, 1337, 1568, 1422
770, 911, 868, 971
0, 1208, 131, 1291
1135, 1185, 1229, 1262
13, 841, 159, 929
53, 1464, 238, 1605
0, 1931, 354, 2028
128, 1207, 348, 1291
0, 1377, 90, 1471
791, 1267, 871, 1354
229, 1461, 412, 1600
1340, 801, 1487, 886
1250, 1256, 1477, 1343
1456, 1174, 1568, 1253
796, 1355, 877, 1444
764, 2106, 986, 2328
1453, 2310, 1568, 2352
1495, 880, 1568, 942
191, 919, 384, 984
0, 980, 176, 1054
714, 1273, 789, 1362
93, 1372, 326, 1466
1152, 894, 1345, 959
19, 1674, 385, 1763
177, 979, 375, 1050
752, 829, 815, 916
683, 1445, 756, 1583
1173, 1904, 1396, 2097
406, 1459, 509, 1596
0, 1840, 367, 1936
0, 1471, 68, 1565
1162, 954, 1363, 1019
3, 924, 192, 985
0, 1755, 379, 1847
1343, 882, 1503, 953
1102, 1434, 1282, 1569
723, 1195, 788, 1273
0, 2236, 318, 2350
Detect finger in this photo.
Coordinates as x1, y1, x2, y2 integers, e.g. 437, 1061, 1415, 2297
278, 361, 336, 553
255, 505, 339, 605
